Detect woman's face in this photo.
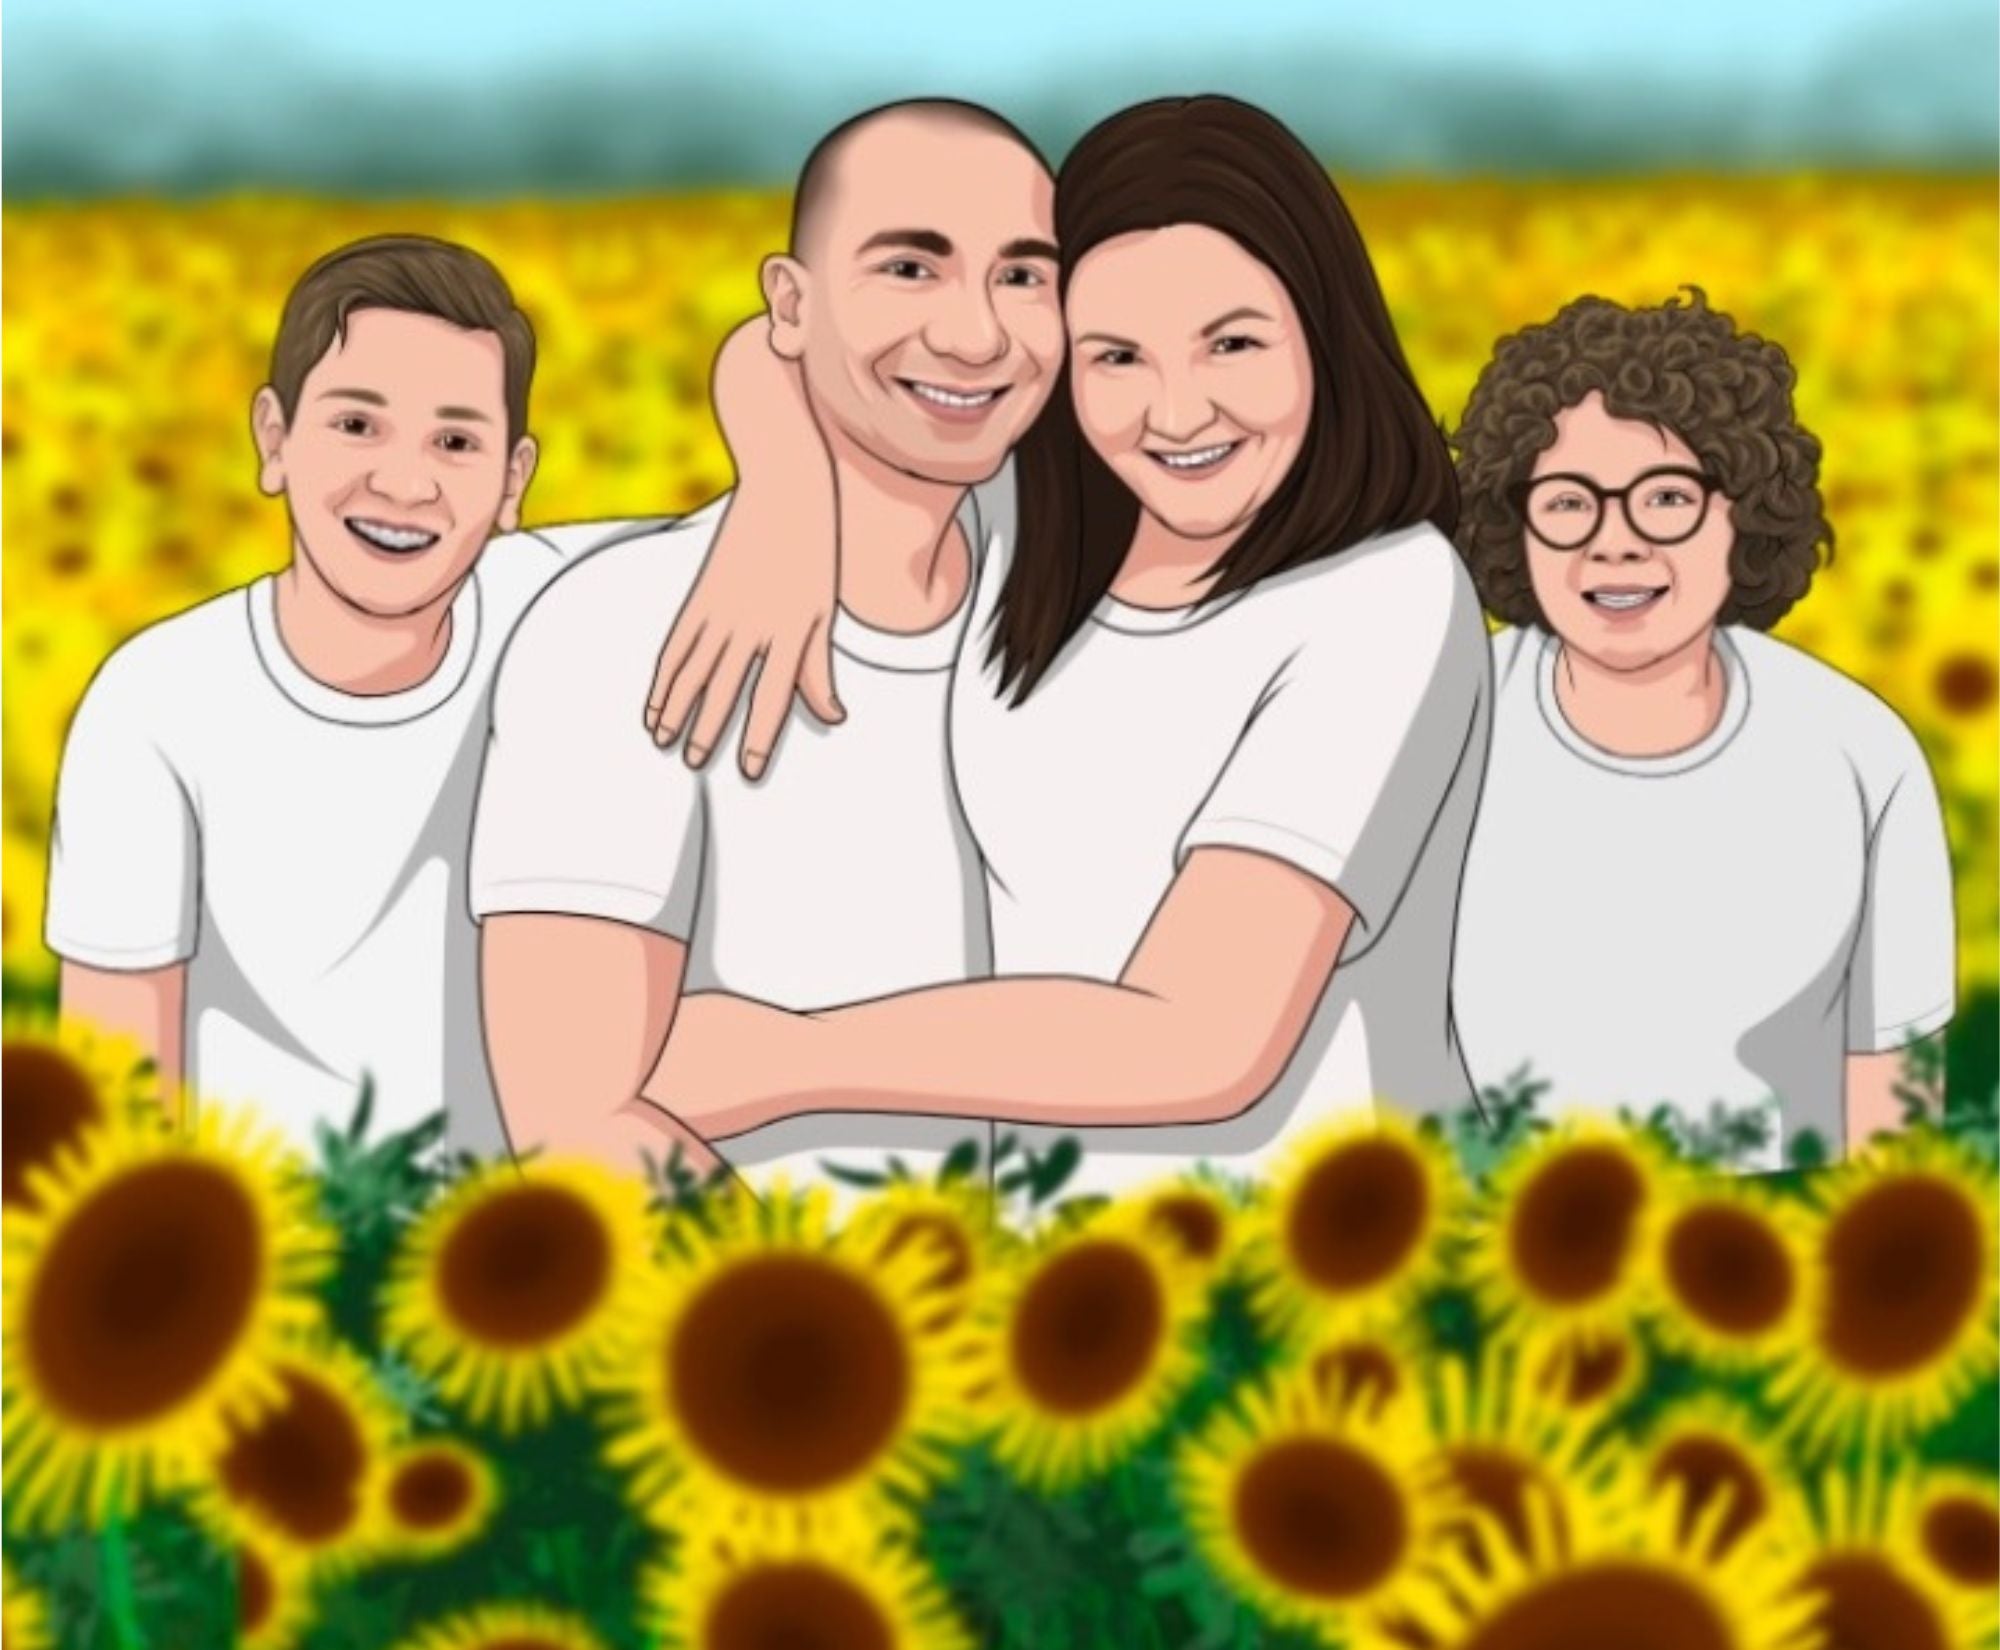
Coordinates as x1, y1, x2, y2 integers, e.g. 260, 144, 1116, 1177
1525, 391, 1737, 671
1065, 224, 1313, 543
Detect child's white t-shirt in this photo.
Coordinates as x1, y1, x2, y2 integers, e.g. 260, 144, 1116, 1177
1451, 625, 1956, 1169
43, 523, 649, 1157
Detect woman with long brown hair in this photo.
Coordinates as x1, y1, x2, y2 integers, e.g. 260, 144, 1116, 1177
636, 96, 1492, 1196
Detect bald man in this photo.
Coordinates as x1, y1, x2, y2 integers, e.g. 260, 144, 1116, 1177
471, 101, 1064, 1192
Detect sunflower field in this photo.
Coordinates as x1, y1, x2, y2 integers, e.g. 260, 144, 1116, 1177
2, 1016, 1997, 1650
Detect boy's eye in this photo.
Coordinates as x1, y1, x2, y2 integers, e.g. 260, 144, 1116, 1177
437, 431, 480, 455
333, 414, 373, 436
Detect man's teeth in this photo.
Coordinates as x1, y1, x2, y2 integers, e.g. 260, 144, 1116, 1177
348, 518, 439, 552
1586, 589, 1663, 610
907, 381, 1000, 409
1154, 442, 1236, 470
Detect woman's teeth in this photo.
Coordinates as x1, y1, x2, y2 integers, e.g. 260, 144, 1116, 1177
347, 518, 440, 553
1151, 441, 1238, 471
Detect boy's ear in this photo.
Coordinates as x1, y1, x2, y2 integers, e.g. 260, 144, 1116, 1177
761, 255, 808, 362
496, 435, 539, 535
250, 387, 289, 496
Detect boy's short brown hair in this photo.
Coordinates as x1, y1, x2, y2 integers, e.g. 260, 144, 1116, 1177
268, 235, 535, 444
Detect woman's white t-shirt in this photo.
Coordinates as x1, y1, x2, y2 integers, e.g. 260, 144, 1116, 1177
951, 475, 1493, 1197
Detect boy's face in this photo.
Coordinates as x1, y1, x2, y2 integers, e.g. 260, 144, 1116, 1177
252, 308, 536, 617
777, 117, 1063, 488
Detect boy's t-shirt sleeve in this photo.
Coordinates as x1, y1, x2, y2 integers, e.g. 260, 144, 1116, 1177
44, 647, 201, 969
469, 562, 705, 937
1177, 539, 1487, 954
1844, 715, 1956, 1052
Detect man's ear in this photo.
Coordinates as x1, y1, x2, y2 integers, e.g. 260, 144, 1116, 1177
761, 255, 809, 362
496, 434, 540, 534
250, 387, 289, 496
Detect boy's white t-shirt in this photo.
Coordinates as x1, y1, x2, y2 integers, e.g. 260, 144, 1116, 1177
44, 522, 654, 1158
469, 495, 995, 1198
950, 483, 1493, 1198
1451, 625, 1956, 1170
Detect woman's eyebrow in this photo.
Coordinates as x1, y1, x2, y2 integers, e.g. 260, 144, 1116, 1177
1200, 306, 1277, 337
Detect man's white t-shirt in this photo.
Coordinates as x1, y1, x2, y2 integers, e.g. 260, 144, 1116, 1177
469, 494, 995, 1197
44, 523, 650, 1157
951, 483, 1493, 1198
1451, 625, 1956, 1170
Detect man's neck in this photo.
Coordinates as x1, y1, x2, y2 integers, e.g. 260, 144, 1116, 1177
274, 545, 459, 695
1555, 623, 1727, 758
824, 430, 971, 635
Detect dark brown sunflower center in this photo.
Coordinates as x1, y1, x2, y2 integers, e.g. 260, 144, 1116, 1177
1438, 1445, 1561, 1575
671, 1255, 909, 1493
436, 1184, 612, 1348
237, 1547, 273, 1633
389, 1451, 475, 1530
1508, 1146, 1646, 1304
1463, 1563, 1733, 1650
1010, 1241, 1165, 1416
1920, 1495, 2000, 1587
1805, 1554, 1949, 1650
1821, 1176, 1984, 1377
1148, 1195, 1225, 1262
1536, 1330, 1632, 1409
876, 1212, 975, 1292
2, 1041, 105, 1209
1648, 1435, 1768, 1558
708, 1563, 894, 1650
1936, 653, 1997, 716
26, 1159, 260, 1426
218, 1369, 366, 1544
1664, 1205, 1795, 1334
1309, 1342, 1403, 1422
1287, 1141, 1430, 1292
1233, 1437, 1409, 1599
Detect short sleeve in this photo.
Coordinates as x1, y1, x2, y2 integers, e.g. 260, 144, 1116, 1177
1178, 538, 1488, 953
525, 518, 677, 565
1844, 730, 1956, 1052
44, 650, 200, 969
469, 567, 704, 936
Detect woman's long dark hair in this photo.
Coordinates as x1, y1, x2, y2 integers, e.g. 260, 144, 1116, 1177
990, 96, 1457, 703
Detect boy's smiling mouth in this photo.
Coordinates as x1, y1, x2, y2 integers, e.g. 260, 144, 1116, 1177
346, 516, 441, 554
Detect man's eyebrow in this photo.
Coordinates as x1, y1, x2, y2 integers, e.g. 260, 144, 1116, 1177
858, 228, 953, 257
1200, 307, 1277, 338
436, 405, 491, 423
318, 387, 388, 406
999, 237, 1060, 262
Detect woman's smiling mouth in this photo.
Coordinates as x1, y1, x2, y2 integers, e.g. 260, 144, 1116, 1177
1145, 440, 1242, 476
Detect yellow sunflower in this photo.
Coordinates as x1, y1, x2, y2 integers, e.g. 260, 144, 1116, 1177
1645, 1174, 1811, 1370
1769, 1130, 1998, 1453
1911, 1470, 2000, 1600
1520, 1320, 1646, 1419
1638, 1398, 1797, 1565
1245, 1115, 1459, 1347
2, 1103, 329, 1530
194, 1337, 397, 1570
381, 1157, 663, 1432
1179, 1367, 1447, 1643
388, 1601, 610, 1650
1, 1011, 164, 1210
1383, 1459, 1821, 1650
648, 1520, 973, 1650
2, 1564, 53, 1650
972, 1206, 1206, 1489
1134, 1176, 1239, 1275
1297, 1323, 1421, 1426
237, 1539, 316, 1650
1784, 1463, 1998, 1650
603, 1184, 980, 1533
839, 1177, 996, 1333
1467, 1121, 1668, 1342
380, 1438, 499, 1559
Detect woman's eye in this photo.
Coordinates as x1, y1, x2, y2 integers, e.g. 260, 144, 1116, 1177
1097, 348, 1137, 367
1211, 334, 1262, 355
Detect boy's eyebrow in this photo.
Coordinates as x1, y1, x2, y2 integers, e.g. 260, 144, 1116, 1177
1200, 307, 1277, 337
436, 406, 491, 422
858, 228, 954, 257
1000, 237, 1060, 262
319, 387, 389, 405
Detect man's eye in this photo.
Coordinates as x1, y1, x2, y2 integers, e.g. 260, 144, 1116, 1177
997, 266, 1045, 288
882, 259, 934, 280
1211, 334, 1262, 355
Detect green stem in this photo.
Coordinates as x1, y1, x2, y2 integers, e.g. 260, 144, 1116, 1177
100, 1482, 147, 1650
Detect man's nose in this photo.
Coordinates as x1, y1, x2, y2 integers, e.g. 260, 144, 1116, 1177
922, 287, 1008, 369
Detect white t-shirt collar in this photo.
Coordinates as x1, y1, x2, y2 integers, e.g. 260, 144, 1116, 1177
830, 492, 982, 673
1536, 625, 1751, 776
249, 567, 482, 726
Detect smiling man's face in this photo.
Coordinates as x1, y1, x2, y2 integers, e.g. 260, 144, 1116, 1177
780, 114, 1062, 488
253, 307, 535, 617
1526, 390, 1736, 671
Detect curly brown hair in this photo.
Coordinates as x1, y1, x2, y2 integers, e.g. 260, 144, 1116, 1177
1450, 288, 1832, 631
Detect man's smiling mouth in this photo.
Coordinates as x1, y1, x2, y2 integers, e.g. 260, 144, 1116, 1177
346, 517, 441, 554
896, 379, 1011, 422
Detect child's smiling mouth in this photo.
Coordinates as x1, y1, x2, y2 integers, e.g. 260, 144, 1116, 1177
346, 516, 441, 554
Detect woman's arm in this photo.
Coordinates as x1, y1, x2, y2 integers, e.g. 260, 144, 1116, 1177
645, 316, 842, 780
645, 847, 1353, 1135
